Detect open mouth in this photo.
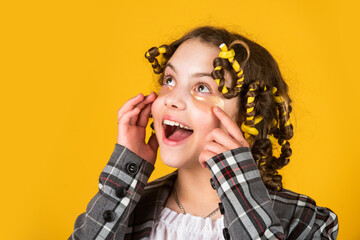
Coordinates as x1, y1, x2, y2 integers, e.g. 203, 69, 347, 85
163, 119, 194, 142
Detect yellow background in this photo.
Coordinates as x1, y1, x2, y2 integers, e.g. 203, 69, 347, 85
1, 0, 358, 239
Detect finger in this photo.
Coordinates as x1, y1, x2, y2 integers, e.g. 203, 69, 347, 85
137, 102, 154, 127
135, 92, 156, 111
118, 93, 144, 119
199, 150, 217, 168
206, 128, 246, 149
147, 133, 159, 151
203, 141, 228, 155
129, 93, 156, 125
118, 107, 141, 126
213, 106, 244, 142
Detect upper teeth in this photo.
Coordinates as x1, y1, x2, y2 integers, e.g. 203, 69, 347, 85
163, 119, 192, 130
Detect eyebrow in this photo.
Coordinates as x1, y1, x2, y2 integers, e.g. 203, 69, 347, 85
165, 62, 213, 78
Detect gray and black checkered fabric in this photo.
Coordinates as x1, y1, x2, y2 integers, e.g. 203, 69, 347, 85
69, 144, 338, 240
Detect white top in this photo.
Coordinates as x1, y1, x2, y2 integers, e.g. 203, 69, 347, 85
149, 207, 224, 240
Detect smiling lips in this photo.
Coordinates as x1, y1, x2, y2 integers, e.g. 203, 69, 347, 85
162, 118, 194, 145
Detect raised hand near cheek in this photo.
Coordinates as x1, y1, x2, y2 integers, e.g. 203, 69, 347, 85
117, 92, 159, 165
199, 106, 250, 168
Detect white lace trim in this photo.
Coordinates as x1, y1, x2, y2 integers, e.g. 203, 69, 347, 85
149, 207, 224, 240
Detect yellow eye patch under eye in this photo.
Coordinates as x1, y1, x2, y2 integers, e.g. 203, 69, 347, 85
192, 94, 225, 112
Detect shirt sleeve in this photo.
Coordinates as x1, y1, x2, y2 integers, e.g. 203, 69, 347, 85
207, 147, 339, 240
69, 144, 154, 240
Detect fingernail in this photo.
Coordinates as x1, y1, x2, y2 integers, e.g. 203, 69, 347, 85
213, 106, 220, 112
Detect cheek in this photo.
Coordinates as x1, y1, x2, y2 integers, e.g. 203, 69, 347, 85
151, 97, 162, 119
191, 95, 225, 115
190, 97, 221, 132
223, 98, 239, 121
158, 85, 172, 97
150, 99, 157, 114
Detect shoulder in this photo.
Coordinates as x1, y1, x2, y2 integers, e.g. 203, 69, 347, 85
268, 188, 319, 222
269, 188, 338, 238
269, 188, 316, 205
268, 188, 337, 219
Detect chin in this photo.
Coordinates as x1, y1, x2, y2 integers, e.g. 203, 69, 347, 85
159, 148, 184, 168
161, 159, 180, 168
159, 147, 201, 170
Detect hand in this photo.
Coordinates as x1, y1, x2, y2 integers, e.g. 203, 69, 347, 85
199, 106, 250, 168
117, 92, 158, 165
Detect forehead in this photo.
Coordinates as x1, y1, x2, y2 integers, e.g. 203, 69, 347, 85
167, 39, 220, 71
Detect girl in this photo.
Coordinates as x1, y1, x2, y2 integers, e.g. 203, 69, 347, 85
69, 26, 338, 240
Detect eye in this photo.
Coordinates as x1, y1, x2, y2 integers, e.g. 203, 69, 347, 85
194, 83, 211, 93
163, 75, 176, 86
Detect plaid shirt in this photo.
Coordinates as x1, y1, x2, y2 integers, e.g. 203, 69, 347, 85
69, 144, 338, 240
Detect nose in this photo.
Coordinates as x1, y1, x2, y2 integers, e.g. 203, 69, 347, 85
164, 87, 186, 110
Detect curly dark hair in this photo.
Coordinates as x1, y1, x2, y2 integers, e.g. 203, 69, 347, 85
145, 26, 293, 191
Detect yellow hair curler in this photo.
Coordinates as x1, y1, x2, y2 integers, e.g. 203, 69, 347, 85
213, 66, 222, 87
158, 47, 166, 54
218, 43, 245, 93
241, 115, 263, 139
267, 134, 277, 145
222, 86, 228, 94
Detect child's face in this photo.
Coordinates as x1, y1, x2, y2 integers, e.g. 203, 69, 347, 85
151, 38, 238, 169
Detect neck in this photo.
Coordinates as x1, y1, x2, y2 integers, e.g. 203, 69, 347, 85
170, 162, 221, 219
